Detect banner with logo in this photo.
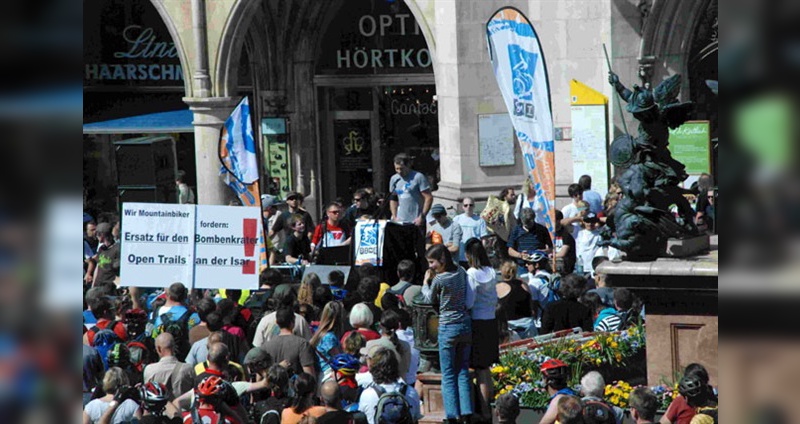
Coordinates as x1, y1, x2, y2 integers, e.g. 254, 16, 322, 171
486, 7, 556, 239
353, 220, 388, 266
119, 203, 262, 289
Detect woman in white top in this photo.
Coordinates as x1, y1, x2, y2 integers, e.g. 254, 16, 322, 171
83, 367, 141, 424
514, 176, 547, 225
464, 238, 499, 423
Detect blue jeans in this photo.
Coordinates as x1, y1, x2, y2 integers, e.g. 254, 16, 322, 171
438, 320, 473, 419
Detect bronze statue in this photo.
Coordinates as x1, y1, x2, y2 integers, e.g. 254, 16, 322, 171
599, 72, 698, 259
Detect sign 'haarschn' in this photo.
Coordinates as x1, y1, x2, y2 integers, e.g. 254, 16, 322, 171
486, 7, 556, 238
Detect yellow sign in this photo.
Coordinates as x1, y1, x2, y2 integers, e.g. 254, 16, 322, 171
570, 79, 607, 105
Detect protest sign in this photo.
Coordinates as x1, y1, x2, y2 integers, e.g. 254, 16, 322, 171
119, 203, 195, 288
194, 205, 262, 290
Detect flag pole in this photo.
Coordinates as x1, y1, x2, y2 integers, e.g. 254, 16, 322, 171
603, 43, 630, 137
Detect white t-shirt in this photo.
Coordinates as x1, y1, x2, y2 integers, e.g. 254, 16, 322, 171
84, 398, 140, 424
561, 203, 582, 240
576, 229, 603, 273
358, 380, 422, 424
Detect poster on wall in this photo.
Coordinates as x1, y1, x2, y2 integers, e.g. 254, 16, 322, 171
570, 80, 609, 196
668, 121, 711, 176
119, 203, 195, 288
119, 203, 262, 290
478, 113, 516, 167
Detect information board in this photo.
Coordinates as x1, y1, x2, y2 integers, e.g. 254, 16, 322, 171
570, 105, 609, 195
478, 113, 516, 167
668, 121, 711, 175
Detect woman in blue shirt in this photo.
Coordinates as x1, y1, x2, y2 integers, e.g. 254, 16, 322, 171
422, 244, 474, 423
464, 238, 499, 422
309, 301, 344, 382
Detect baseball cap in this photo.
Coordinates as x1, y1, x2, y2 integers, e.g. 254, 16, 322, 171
243, 347, 272, 368
430, 204, 446, 216
360, 339, 398, 358
583, 212, 600, 223
261, 194, 284, 209
96, 222, 112, 235
285, 191, 304, 201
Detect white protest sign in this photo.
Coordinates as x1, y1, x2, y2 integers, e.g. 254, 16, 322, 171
119, 203, 195, 288
194, 205, 262, 290
353, 219, 387, 266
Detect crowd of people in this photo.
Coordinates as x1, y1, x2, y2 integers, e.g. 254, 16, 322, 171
82, 155, 717, 424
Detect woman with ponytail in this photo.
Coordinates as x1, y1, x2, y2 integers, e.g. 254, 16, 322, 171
362, 310, 412, 381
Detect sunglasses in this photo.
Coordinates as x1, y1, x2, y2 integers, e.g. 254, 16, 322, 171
328, 210, 341, 215
354, 198, 363, 201
463, 203, 475, 207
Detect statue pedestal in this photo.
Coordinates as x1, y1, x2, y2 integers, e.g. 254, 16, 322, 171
596, 247, 718, 386
418, 372, 446, 424
665, 234, 710, 257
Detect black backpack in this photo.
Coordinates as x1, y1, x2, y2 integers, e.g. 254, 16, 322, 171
153, 309, 192, 361
371, 383, 415, 424
244, 290, 272, 342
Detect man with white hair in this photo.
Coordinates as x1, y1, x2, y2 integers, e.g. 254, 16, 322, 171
580, 371, 624, 424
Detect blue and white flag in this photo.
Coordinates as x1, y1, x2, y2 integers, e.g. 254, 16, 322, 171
486, 7, 557, 238
220, 97, 259, 185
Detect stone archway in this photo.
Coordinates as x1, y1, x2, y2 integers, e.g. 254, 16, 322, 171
148, 0, 194, 96
638, 0, 712, 95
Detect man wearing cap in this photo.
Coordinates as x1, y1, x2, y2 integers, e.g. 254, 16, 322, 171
389, 153, 432, 227
91, 221, 121, 287
575, 212, 603, 275
425, 204, 463, 258
269, 191, 314, 242
262, 194, 286, 263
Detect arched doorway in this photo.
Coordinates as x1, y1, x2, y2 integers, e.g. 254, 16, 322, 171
314, 0, 438, 203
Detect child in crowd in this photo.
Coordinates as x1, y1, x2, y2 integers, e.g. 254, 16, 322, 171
575, 208, 603, 276
328, 270, 347, 301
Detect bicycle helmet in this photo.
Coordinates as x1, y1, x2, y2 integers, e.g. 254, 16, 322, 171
679, 374, 704, 398
107, 343, 131, 368
331, 354, 361, 376
525, 250, 549, 263
123, 308, 148, 338
243, 347, 272, 375
540, 358, 569, 379
139, 381, 169, 413
196, 376, 224, 400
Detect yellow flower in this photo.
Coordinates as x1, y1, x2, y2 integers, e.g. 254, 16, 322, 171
623, 393, 630, 399
596, 358, 602, 365
611, 342, 618, 348
606, 337, 613, 343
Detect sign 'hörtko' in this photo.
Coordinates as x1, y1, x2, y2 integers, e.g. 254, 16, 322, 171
120, 203, 262, 290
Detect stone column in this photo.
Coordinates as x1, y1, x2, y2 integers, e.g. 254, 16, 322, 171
184, 96, 240, 205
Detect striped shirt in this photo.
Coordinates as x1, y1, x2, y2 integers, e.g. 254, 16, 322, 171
595, 314, 622, 332
422, 267, 474, 326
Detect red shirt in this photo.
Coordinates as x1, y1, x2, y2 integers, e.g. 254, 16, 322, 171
87, 318, 128, 345
665, 395, 696, 424
311, 221, 349, 246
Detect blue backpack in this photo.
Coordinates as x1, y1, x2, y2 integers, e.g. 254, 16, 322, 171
372, 383, 415, 424
538, 273, 562, 306
90, 321, 123, 370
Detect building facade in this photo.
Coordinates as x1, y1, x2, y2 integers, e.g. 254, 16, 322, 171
84, 0, 717, 220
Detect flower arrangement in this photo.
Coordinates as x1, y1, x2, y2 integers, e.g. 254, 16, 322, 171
491, 323, 647, 408
604, 380, 633, 408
